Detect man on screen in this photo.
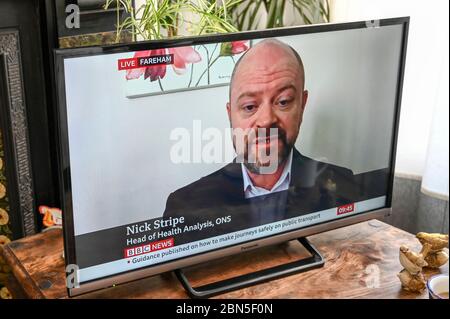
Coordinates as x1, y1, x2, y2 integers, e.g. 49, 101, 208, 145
163, 39, 358, 235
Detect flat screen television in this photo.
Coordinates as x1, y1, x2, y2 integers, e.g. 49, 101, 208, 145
55, 17, 409, 297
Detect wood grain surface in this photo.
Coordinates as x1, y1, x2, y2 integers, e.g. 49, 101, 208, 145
1, 220, 447, 299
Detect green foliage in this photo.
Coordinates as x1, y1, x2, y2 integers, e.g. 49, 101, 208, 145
105, 0, 330, 42
229, 0, 330, 30
186, 0, 243, 35
105, 0, 241, 41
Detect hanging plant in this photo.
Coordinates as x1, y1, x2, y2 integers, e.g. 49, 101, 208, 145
229, 0, 330, 31
104, 0, 242, 42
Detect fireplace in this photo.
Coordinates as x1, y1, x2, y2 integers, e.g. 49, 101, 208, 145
0, 0, 67, 241
0, 30, 37, 238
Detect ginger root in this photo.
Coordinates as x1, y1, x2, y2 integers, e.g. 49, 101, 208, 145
399, 245, 427, 274
416, 232, 449, 252
397, 269, 427, 292
424, 249, 449, 268
398, 232, 448, 293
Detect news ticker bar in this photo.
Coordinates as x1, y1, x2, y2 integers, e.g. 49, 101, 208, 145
77, 196, 386, 283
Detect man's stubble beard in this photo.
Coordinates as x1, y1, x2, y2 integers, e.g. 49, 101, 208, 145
232, 125, 296, 175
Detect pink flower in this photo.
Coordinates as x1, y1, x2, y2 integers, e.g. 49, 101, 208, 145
125, 50, 151, 80
144, 49, 167, 81
219, 41, 250, 57
231, 41, 249, 55
169, 46, 202, 75
126, 46, 201, 81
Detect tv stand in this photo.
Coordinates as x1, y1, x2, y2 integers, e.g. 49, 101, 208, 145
174, 237, 324, 299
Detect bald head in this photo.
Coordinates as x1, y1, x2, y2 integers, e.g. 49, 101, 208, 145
226, 38, 309, 176
229, 39, 305, 99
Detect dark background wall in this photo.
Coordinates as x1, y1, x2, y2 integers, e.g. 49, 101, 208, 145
0, 0, 59, 237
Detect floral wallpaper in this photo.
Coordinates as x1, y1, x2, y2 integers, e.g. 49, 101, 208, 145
0, 131, 12, 299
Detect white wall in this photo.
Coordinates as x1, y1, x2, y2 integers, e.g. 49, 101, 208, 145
330, 0, 449, 183
279, 27, 402, 174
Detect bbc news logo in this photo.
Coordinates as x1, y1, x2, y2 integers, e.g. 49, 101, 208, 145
124, 237, 174, 258
337, 203, 355, 215
118, 54, 174, 71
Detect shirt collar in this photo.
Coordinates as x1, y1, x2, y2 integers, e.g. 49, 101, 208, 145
241, 149, 293, 193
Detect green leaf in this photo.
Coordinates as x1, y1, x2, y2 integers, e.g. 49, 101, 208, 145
247, 0, 262, 30
219, 42, 233, 56
266, 0, 278, 28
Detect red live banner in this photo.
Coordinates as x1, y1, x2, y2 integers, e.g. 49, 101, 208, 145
118, 57, 138, 71
118, 54, 174, 71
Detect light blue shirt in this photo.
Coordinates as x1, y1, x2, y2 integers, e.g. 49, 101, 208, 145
241, 150, 293, 199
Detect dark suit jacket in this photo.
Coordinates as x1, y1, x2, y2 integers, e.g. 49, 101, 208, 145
163, 149, 360, 244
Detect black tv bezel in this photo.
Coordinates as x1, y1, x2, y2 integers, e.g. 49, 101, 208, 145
54, 16, 409, 296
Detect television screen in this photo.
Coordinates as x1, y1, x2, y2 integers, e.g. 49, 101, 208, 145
56, 17, 408, 295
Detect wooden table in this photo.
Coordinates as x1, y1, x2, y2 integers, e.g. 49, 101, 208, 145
1, 219, 447, 299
